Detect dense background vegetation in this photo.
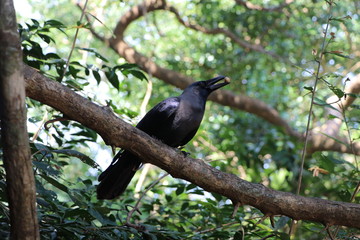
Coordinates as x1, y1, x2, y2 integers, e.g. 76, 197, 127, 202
1, 0, 359, 239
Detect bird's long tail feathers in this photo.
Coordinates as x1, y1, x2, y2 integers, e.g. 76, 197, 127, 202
97, 151, 141, 200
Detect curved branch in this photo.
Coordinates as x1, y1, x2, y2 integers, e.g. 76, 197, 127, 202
24, 65, 360, 229
166, 5, 282, 60
112, 0, 282, 60
234, 0, 294, 12
94, 0, 300, 137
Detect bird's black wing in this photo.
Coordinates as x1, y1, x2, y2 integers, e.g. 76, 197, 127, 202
136, 97, 180, 140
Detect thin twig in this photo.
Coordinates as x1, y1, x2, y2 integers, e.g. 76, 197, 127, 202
326, 226, 335, 240
60, 0, 89, 82
126, 173, 169, 228
44, 117, 69, 130
289, 3, 333, 236
295, 16, 331, 194
195, 221, 241, 235
31, 110, 48, 142
259, 234, 276, 240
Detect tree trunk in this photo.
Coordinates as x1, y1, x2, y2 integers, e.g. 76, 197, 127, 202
0, 0, 40, 239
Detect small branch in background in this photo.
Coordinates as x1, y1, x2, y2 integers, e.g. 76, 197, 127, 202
44, 117, 70, 130
60, 0, 89, 82
296, 13, 332, 194
166, 4, 283, 61
134, 164, 152, 198
195, 221, 241, 235
139, 79, 153, 117
31, 110, 48, 142
290, 2, 334, 236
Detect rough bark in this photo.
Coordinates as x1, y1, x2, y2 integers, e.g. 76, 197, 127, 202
87, 0, 360, 155
24, 65, 360, 229
0, 1, 40, 239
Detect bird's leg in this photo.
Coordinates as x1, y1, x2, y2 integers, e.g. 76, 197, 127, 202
177, 146, 190, 157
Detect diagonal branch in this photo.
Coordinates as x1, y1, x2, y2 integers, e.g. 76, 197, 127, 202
23, 65, 360, 229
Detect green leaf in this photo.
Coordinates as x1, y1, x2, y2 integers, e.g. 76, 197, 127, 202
130, 69, 148, 81
113, 107, 138, 118
274, 216, 290, 231
320, 133, 350, 148
175, 184, 185, 195
105, 69, 119, 90
114, 63, 148, 81
87, 207, 118, 226
276, 232, 291, 240
40, 174, 69, 193
313, 97, 340, 112
324, 51, 350, 59
181, 202, 189, 211
52, 149, 100, 169
38, 33, 54, 44
44, 19, 66, 28
31, 18, 40, 27
303, 86, 313, 92
33, 161, 59, 176
327, 84, 345, 98
92, 70, 101, 84
77, 47, 109, 62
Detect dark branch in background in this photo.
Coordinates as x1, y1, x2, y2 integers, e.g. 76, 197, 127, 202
166, 5, 282, 60
234, 0, 294, 12
24, 65, 360, 229
84, 0, 360, 156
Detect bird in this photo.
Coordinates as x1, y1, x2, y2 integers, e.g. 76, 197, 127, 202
97, 75, 230, 200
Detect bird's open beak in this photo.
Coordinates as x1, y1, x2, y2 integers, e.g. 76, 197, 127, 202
206, 75, 231, 91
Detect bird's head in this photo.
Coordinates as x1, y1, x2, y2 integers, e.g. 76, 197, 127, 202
182, 75, 230, 99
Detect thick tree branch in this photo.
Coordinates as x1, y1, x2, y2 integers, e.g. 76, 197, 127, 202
0, 1, 39, 238
87, 0, 360, 155
234, 0, 294, 12
24, 65, 360, 229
